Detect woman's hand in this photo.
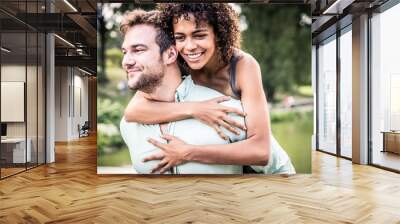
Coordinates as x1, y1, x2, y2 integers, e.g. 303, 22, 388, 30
190, 96, 246, 140
144, 134, 191, 174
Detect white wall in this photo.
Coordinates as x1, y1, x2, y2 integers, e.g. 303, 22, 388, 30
54, 66, 89, 141
54, 66, 69, 141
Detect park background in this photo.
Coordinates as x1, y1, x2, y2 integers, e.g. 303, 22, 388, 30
97, 3, 312, 173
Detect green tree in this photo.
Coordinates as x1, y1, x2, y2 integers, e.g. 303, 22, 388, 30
240, 4, 311, 100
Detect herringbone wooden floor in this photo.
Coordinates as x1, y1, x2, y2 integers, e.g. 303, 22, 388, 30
1, 135, 400, 223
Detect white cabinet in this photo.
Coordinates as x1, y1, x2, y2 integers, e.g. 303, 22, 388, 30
1, 138, 32, 163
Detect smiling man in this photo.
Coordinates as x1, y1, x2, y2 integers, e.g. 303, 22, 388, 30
119, 9, 246, 174
119, 9, 295, 175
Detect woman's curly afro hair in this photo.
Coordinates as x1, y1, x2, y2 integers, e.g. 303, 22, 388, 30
157, 3, 241, 66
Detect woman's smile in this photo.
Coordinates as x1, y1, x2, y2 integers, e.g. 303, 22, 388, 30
183, 51, 205, 62
173, 13, 216, 70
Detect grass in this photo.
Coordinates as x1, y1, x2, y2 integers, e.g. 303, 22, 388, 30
271, 111, 313, 173
97, 147, 132, 167
297, 85, 313, 97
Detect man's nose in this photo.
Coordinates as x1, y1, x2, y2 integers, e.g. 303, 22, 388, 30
122, 53, 136, 68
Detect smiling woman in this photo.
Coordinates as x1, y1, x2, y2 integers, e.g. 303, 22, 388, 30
160, 3, 240, 73
172, 15, 217, 70
117, 4, 296, 175
97, 3, 311, 175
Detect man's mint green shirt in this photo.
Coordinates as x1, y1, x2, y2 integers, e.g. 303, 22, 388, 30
120, 76, 295, 174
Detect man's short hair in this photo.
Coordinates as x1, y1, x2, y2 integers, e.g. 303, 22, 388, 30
120, 9, 174, 54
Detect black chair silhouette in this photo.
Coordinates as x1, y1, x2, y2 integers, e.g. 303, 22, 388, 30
79, 121, 90, 138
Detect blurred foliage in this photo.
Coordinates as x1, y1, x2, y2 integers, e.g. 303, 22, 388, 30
97, 98, 125, 156
97, 131, 124, 155
98, 98, 125, 124
270, 110, 312, 123
240, 4, 311, 100
106, 48, 124, 67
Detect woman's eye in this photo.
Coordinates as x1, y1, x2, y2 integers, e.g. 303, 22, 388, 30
175, 36, 184, 41
194, 34, 206, 39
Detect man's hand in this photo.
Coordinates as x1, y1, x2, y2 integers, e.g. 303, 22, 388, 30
144, 134, 190, 174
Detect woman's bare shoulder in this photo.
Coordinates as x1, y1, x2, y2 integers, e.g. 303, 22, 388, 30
234, 49, 260, 69
233, 49, 263, 91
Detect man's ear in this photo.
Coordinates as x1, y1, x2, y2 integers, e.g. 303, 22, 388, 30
162, 46, 178, 65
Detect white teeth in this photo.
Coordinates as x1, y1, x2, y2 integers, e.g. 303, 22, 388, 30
186, 52, 202, 59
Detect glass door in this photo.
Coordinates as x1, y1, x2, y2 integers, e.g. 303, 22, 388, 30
0, 0, 46, 179
370, 2, 400, 171
317, 35, 337, 155
0, 0, 28, 177
339, 26, 352, 159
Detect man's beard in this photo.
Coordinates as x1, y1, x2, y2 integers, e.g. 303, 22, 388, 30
128, 66, 164, 94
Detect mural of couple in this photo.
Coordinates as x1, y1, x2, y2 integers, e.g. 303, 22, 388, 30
97, 3, 312, 175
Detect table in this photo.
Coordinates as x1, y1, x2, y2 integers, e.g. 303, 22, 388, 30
381, 131, 400, 154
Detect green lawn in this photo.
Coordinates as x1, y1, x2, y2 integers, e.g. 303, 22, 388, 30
271, 112, 312, 173
297, 85, 313, 97
98, 147, 131, 167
